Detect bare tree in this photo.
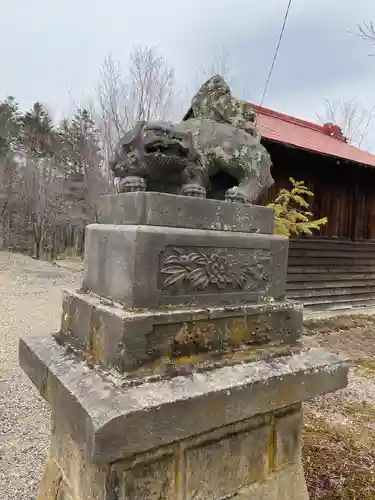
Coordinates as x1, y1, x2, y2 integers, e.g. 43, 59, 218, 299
196, 46, 232, 83
356, 21, 375, 50
96, 46, 177, 164
184, 46, 233, 105
20, 156, 64, 259
317, 98, 375, 149
347, 21, 375, 54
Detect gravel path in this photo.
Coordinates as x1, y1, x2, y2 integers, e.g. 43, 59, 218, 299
1, 251, 375, 499
302, 317, 375, 429
0, 252, 81, 500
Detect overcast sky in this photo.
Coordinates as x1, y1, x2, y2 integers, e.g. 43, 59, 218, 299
0, 0, 374, 130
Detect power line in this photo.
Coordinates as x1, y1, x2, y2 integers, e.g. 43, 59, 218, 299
260, 0, 293, 107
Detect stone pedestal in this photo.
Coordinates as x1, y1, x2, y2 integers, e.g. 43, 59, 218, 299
19, 193, 348, 500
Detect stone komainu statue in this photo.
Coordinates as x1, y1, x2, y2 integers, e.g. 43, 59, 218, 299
109, 75, 274, 203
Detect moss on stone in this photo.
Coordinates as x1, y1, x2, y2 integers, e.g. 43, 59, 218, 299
351, 358, 375, 378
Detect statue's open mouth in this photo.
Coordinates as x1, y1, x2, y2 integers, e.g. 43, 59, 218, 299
145, 139, 188, 158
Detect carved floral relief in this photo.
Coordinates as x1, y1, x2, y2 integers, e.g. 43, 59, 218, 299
160, 247, 271, 293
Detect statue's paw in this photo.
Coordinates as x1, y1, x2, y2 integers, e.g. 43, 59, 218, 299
119, 176, 146, 193
181, 184, 206, 199
225, 187, 247, 204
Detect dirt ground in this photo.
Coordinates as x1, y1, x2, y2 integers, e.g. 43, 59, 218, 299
302, 317, 375, 499
0, 251, 375, 499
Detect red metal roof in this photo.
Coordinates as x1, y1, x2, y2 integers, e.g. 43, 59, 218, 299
249, 103, 375, 168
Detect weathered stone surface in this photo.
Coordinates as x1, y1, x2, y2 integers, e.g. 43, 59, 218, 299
98, 192, 275, 233
60, 291, 92, 347
37, 455, 77, 500
19, 333, 348, 464
36, 402, 309, 500
41, 405, 306, 500
185, 422, 270, 499
274, 405, 302, 470
82, 224, 288, 307
57, 482, 75, 500
115, 455, 176, 500
37, 456, 63, 500
56, 481, 75, 500
50, 411, 108, 500
236, 463, 309, 500
56, 289, 303, 370
59, 290, 125, 366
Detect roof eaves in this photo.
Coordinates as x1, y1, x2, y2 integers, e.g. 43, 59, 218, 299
262, 135, 375, 169
249, 103, 325, 133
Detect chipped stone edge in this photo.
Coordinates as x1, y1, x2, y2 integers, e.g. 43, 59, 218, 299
98, 192, 275, 234
62, 287, 304, 322
19, 335, 348, 464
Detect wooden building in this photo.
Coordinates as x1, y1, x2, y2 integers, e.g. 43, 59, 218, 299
184, 104, 375, 312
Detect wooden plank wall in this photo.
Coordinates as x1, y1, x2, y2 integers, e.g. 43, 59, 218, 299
259, 141, 375, 241
286, 237, 375, 311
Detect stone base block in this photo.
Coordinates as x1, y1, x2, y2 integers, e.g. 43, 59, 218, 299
19, 333, 347, 464
56, 289, 303, 372
38, 403, 308, 500
82, 223, 288, 308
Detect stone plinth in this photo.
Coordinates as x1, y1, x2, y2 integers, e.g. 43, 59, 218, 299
56, 290, 303, 371
84, 193, 288, 308
82, 223, 288, 308
19, 193, 348, 500
98, 191, 275, 233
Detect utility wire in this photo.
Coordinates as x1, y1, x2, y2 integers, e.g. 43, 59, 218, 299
260, 0, 293, 107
